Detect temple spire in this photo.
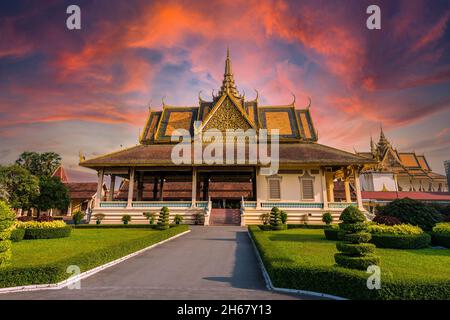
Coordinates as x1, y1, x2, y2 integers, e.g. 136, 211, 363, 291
218, 48, 240, 97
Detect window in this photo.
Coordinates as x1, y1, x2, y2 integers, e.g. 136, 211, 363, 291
268, 179, 281, 200
301, 179, 314, 200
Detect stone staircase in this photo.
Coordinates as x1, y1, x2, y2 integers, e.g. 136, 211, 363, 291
209, 208, 241, 226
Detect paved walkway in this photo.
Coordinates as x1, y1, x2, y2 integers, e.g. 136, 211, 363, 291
0, 226, 318, 300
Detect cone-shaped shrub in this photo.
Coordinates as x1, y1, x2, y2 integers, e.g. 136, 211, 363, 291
0, 201, 15, 267
270, 207, 286, 230
157, 206, 170, 230
334, 206, 380, 270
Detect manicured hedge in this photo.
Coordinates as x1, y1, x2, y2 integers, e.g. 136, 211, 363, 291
370, 233, 431, 249
249, 226, 450, 300
287, 224, 327, 229
324, 228, 339, 240
74, 224, 157, 229
10, 228, 25, 242
0, 225, 188, 288
23, 226, 72, 239
431, 233, 450, 248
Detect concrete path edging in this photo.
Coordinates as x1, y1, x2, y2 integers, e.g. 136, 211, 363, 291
0, 229, 191, 295
247, 229, 347, 300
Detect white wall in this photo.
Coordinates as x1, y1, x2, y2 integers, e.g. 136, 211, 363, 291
360, 172, 397, 191
257, 169, 323, 202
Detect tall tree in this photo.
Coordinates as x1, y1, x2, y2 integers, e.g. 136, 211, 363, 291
0, 165, 40, 212
16, 151, 62, 177
33, 176, 69, 215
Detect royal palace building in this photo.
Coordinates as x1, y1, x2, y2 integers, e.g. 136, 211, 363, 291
79, 50, 376, 225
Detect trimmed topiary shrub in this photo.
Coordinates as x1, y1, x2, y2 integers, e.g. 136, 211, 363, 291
10, 228, 25, 242
72, 211, 85, 225
431, 222, 450, 248
270, 207, 282, 230
334, 206, 380, 270
324, 226, 339, 240
322, 212, 333, 225
371, 233, 431, 249
280, 210, 288, 224
157, 206, 170, 230
377, 198, 442, 231
340, 205, 366, 224
93, 213, 105, 225
121, 214, 131, 225
0, 201, 15, 266
373, 215, 401, 226
174, 214, 183, 225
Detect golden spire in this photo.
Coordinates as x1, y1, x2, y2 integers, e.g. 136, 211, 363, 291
218, 48, 239, 97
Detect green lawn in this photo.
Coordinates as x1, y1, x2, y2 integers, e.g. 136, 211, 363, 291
249, 226, 450, 300
0, 225, 188, 288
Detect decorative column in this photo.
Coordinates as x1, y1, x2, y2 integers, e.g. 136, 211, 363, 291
326, 172, 335, 203
108, 175, 116, 201
344, 178, 351, 203
67, 201, 73, 216
321, 168, 328, 209
192, 168, 197, 207
127, 167, 135, 208
95, 168, 104, 208
354, 168, 363, 209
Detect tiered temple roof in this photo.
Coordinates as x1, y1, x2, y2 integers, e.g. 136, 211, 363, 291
357, 128, 446, 181
80, 50, 373, 169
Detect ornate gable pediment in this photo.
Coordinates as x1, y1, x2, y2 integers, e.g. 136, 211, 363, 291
201, 95, 255, 132
381, 148, 402, 169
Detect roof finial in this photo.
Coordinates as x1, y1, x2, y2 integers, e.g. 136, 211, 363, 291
162, 95, 166, 107
218, 48, 239, 97
253, 89, 259, 102
305, 96, 311, 109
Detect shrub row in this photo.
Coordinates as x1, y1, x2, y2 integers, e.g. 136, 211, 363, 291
10, 228, 25, 242
0, 225, 189, 288
324, 228, 339, 240
73, 224, 178, 229
431, 233, 450, 248
23, 226, 72, 239
249, 226, 450, 300
366, 223, 423, 235
370, 233, 431, 249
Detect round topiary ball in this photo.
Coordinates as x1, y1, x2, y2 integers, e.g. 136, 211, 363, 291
339, 206, 366, 224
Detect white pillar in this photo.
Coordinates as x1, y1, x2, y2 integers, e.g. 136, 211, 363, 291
127, 167, 135, 208
354, 169, 363, 209
321, 168, 328, 209
108, 175, 116, 201
67, 201, 72, 216
192, 168, 197, 207
95, 168, 104, 208
344, 178, 351, 203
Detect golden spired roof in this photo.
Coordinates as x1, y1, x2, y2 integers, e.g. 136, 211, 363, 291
217, 48, 240, 98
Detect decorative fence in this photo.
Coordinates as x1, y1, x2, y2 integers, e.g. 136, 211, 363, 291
260, 202, 324, 209
328, 202, 357, 209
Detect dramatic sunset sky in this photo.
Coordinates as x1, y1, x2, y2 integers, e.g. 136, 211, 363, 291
1, 0, 450, 180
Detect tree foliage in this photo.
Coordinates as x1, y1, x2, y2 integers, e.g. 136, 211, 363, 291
33, 176, 69, 213
377, 198, 442, 231
0, 165, 40, 210
16, 151, 62, 177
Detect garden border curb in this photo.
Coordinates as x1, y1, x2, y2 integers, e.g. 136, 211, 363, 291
0, 229, 191, 294
247, 229, 347, 300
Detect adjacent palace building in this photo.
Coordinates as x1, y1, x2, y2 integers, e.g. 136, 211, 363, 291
79, 50, 446, 225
